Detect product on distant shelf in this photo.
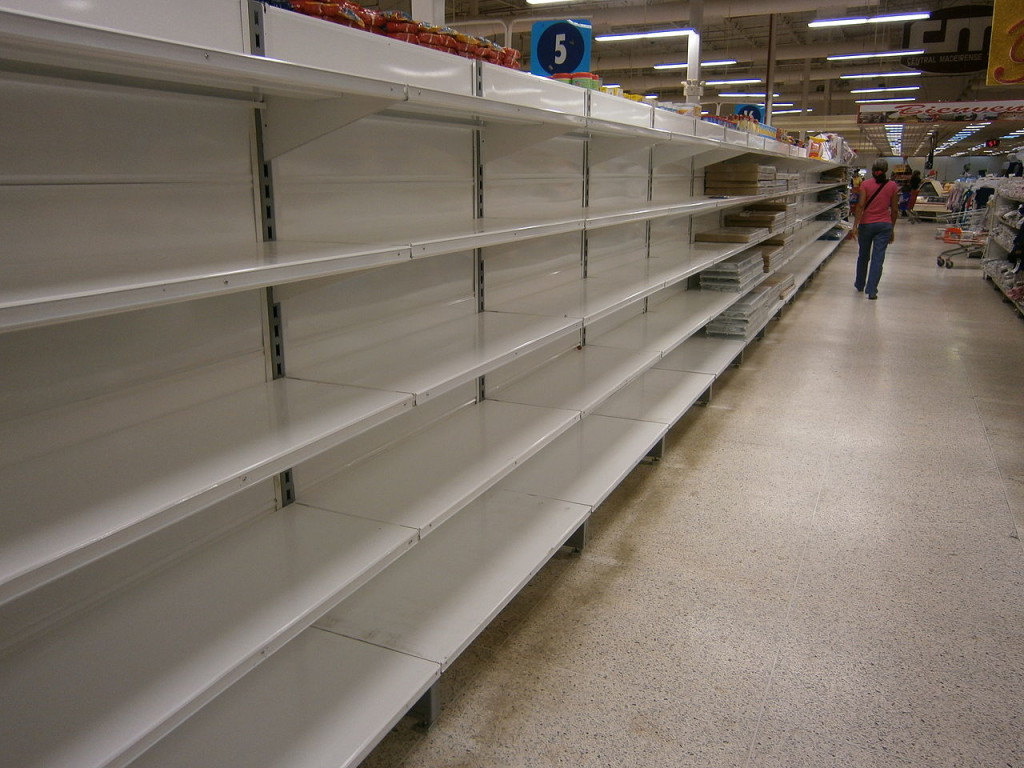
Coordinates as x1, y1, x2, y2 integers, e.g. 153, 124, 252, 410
279, 1, 522, 67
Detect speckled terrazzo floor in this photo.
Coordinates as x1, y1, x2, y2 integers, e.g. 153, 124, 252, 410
359, 220, 1024, 768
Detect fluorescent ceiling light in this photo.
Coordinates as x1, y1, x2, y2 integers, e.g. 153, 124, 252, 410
809, 12, 929, 28
716, 92, 780, 98
602, 83, 621, 88
653, 59, 737, 70
525, 0, 583, 4
850, 85, 921, 93
595, 28, 693, 42
828, 50, 924, 61
706, 78, 762, 85
758, 102, 794, 108
841, 71, 922, 79
772, 109, 807, 115
643, 94, 658, 99
854, 97, 917, 103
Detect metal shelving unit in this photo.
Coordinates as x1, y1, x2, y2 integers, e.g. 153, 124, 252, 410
0, 3, 850, 766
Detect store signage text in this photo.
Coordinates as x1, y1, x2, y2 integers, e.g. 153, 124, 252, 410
858, 100, 1024, 124
901, 4, 993, 74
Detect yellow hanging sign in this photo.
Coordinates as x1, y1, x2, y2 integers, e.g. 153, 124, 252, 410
988, 0, 1024, 85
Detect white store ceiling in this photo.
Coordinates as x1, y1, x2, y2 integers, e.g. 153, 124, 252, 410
443, 0, 1023, 159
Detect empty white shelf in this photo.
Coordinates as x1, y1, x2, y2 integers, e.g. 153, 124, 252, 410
587, 289, 741, 356
317, 488, 589, 668
595, 368, 715, 425
0, 8, 406, 102
128, 629, 438, 768
789, 238, 843, 290
299, 399, 580, 537
0, 503, 418, 768
0, 378, 412, 604
291, 311, 581, 404
410, 215, 585, 258
497, 415, 667, 508
488, 344, 661, 416
657, 334, 746, 377
0, 241, 412, 334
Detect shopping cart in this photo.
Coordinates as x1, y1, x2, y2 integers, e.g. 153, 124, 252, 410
937, 208, 990, 268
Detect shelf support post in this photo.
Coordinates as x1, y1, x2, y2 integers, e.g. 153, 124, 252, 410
411, 683, 440, 728
565, 521, 588, 553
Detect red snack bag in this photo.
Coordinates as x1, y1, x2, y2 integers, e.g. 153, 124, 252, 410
386, 20, 418, 33
290, 1, 325, 15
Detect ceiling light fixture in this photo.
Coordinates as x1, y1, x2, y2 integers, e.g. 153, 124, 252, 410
705, 78, 763, 85
716, 92, 781, 98
854, 97, 917, 103
771, 109, 808, 115
809, 12, 930, 28
850, 86, 921, 93
595, 28, 694, 42
827, 50, 924, 61
841, 71, 922, 79
653, 59, 737, 70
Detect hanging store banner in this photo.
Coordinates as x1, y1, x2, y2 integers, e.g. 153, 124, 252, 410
901, 4, 993, 73
988, 0, 1024, 85
858, 100, 1024, 124
530, 20, 592, 76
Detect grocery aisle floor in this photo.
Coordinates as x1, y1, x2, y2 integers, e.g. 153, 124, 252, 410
361, 220, 1024, 768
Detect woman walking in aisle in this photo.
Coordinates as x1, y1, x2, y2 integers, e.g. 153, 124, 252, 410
852, 158, 900, 299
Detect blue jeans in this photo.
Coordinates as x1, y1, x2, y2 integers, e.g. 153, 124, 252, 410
856, 222, 892, 296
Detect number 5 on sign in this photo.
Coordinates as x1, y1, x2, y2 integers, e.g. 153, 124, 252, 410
531, 20, 592, 76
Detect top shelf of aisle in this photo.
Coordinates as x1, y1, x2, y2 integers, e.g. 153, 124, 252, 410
0, 7, 827, 160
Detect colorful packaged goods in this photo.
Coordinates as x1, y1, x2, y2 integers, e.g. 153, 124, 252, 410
279, 1, 522, 68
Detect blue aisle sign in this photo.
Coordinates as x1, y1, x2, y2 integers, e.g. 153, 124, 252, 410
531, 20, 592, 76
735, 104, 764, 122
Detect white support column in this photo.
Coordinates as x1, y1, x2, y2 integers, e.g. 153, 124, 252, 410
411, 0, 445, 26
682, 0, 703, 113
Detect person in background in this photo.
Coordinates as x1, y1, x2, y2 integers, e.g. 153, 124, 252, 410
908, 169, 922, 212
851, 158, 900, 300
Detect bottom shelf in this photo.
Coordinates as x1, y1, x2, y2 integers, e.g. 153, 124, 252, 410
317, 489, 589, 669
497, 414, 666, 509
129, 629, 439, 768
129, 488, 588, 768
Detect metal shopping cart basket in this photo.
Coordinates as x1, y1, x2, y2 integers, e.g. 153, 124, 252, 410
937, 208, 990, 268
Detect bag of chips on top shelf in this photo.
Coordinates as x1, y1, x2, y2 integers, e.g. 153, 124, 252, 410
289, 0, 326, 15
319, 4, 366, 28
385, 20, 418, 33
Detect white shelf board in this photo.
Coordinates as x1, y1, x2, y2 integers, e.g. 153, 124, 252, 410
497, 414, 666, 508
317, 488, 589, 669
489, 245, 738, 326
489, 344, 661, 416
299, 399, 580, 537
292, 311, 581, 404
409, 214, 585, 258
0, 241, 412, 334
656, 334, 746, 377
584, 196, 742, 230
124, 629, 439, 768
0, 504, 418, 768
587, 289, 741, 356
0, 8, 407, 102
488, 273, 651, 325
788, 237, 843, 289
594, 367, 714, 425
0, 378, 413, 605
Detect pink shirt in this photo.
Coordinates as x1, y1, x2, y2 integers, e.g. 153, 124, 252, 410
859, 178, 898, 224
